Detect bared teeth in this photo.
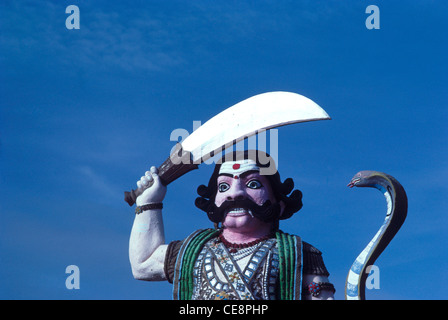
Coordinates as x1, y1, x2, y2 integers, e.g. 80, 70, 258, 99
228, 208, 246, 214
227, 208, 253, 217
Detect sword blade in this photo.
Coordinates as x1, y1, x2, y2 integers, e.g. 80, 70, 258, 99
181, 91, 330, 163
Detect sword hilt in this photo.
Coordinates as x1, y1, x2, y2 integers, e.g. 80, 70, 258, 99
124, 144, 199, 206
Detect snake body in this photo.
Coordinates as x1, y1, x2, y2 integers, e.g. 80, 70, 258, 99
345, 171, 408, 300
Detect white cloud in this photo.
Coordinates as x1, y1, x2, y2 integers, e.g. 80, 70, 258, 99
1, 1, 356, 73
1, 1, 185, 72
75, 165, 122, 204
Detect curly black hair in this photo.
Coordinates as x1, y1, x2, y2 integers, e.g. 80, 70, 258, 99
194, 150, 303, 225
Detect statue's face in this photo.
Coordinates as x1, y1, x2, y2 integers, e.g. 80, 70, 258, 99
214, 159, 277, 232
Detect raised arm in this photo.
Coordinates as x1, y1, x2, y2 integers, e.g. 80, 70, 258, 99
129, 166, 168, 281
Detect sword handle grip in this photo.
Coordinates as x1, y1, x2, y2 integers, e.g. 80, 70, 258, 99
124, 144, 199, 206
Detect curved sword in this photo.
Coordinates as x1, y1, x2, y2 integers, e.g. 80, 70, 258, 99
124, 91, 331, 206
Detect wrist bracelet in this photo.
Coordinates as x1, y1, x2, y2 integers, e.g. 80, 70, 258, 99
135, 203, 163, 214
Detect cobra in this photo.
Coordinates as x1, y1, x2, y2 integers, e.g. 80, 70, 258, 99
345, 171, 408, 300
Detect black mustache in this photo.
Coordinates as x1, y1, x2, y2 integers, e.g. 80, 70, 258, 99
210, 199, 281, 223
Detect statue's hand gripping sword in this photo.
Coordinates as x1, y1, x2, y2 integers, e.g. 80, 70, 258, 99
124, 91, 331, 206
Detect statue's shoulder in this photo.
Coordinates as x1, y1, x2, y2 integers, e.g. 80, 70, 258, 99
167, 228, 217, 252
302, 241, 323, 255
275, 231, 322, 254
301, 240, 329, 277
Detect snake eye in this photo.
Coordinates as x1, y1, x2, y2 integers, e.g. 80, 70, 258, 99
246, 179, 262, 189
218, 182, 230, 193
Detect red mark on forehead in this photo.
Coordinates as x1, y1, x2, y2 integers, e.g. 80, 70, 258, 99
232, 163, 240, 170
234, 175, 239, 179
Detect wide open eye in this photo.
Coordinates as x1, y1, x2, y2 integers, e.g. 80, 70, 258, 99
218, 182, 230, 193
246, 179, 262, 189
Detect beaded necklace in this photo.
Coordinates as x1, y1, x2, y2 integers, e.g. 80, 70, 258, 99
218, 232, 274, 253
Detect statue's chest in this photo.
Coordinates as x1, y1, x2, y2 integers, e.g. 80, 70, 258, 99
191, 238, 279, 300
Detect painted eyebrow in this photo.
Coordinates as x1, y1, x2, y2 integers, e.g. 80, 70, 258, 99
240, 170, 260, 179
217, 173, 233, 178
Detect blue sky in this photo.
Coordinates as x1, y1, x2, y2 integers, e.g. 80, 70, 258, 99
1, 0, 447, 300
